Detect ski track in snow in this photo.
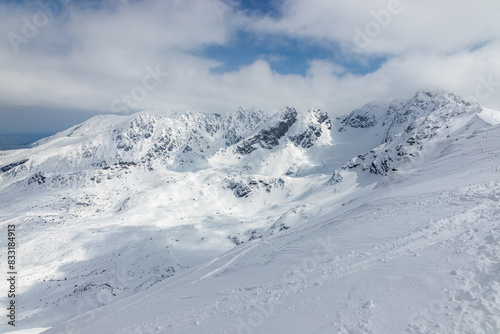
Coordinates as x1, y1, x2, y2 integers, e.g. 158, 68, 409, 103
197, 242, 262, 282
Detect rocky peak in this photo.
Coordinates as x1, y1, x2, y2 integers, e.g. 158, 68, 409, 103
289, 108, 332, 148
236, 107, 298, 154
338, 102, 387, 131
383, 90, 479, 142
332, 90, 483, 180
223, 107, 268, 146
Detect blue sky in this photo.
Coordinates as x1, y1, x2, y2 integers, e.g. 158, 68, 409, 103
201, 0, 388, 76
200, 30, 387, 76
237, 0, 283, 17
0, 0, 499, 135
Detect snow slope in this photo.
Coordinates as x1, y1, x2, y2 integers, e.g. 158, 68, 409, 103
1, 91, 499, 333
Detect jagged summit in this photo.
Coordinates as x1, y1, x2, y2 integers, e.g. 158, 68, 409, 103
223, 107, 268, 146
339, 90, 479, 134
382, 90, 479, 141
331, 90, 491, 182
236, 106, 298, 154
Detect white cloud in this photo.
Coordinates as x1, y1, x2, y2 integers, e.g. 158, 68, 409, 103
253, 0, 500, 55
0, 0, 499, 133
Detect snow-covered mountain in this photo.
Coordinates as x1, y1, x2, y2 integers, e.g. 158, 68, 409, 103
332, 90, 486, 180
1, 91, 500, 334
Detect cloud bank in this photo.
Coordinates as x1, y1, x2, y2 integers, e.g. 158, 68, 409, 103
1, 0, 499, 133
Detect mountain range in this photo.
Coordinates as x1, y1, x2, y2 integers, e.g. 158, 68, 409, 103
1, 90, 500, 334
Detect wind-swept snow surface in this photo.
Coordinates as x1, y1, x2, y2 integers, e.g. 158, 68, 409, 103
1, 91, 500, 334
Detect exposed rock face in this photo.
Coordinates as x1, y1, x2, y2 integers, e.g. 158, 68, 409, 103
235, 107, 333, 154
228, 179, 252, 198
223, 108, 268, 146
228, 177, 286, 198
289, 109, 332, 149
0, 158, 28, 173
236, 107, 298, 154
340, 109, 377, 130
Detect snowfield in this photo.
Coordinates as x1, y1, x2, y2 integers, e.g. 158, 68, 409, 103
1, 91, 499, 333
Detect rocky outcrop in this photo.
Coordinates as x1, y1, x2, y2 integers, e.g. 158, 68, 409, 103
289, 109, 332, 149
236, 107, 298, 154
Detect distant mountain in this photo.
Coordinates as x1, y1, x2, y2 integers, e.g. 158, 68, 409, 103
332, 90, 489, 181
0, 106, 334, 189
